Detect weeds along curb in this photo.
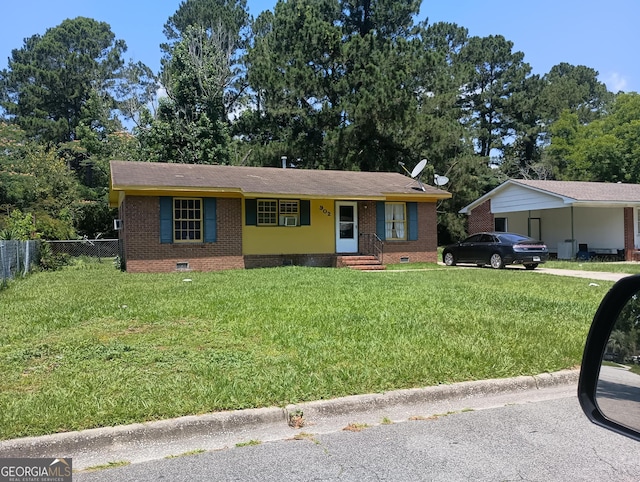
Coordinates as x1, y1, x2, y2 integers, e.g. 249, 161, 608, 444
0, 370, 579, 460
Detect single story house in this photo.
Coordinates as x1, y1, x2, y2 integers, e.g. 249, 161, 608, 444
108, 161, 451, 272
460, 179, 640, 261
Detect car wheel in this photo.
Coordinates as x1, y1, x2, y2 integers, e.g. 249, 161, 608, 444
490, 253, 504, 269
524, 263, 538, 270
444, 252, 456, 266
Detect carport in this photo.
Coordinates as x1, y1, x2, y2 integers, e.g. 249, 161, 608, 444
460, 180, 640, 261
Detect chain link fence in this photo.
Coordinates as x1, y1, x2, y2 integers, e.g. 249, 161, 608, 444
47, 239, 120, 259
0, 240, 39, 286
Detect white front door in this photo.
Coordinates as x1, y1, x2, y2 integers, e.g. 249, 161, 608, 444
336, 202, 358, 253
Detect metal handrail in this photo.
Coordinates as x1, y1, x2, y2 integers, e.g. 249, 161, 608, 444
360, 233, 384, 264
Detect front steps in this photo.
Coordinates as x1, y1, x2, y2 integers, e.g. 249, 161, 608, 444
336, 255, 385, 271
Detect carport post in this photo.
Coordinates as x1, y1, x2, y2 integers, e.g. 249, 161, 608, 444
571, 206, 575, 258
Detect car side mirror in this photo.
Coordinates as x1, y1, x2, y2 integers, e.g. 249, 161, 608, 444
579, 274, 640, 441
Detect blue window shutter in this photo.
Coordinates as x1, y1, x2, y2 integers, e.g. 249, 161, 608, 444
300, 200, 310, 225
408, 202, 418, 241
160, 197, 173, 244
204, 198, 217, 243
245, 199, 257, 225
376, 202, 386, 240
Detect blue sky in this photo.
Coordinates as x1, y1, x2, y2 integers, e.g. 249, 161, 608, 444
1, 0, 637, 92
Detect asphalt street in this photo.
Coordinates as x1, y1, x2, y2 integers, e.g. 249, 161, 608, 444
73, 395, 640, 481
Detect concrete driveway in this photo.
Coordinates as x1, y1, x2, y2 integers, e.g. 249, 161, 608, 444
532, 267, 632, 282
435, 262, 635, 282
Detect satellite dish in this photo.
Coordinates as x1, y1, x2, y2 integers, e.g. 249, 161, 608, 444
411, 159, 428, 178
434, 174, 449, 186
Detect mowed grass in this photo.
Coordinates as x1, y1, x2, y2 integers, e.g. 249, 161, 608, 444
0, 260, 610, 440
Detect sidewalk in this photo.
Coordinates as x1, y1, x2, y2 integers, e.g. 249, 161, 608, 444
0, 370, 579, 470
532, 267, 631, 282
431, 262, 634, 282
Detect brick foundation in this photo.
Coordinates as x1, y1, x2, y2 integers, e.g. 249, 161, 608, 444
244, 254, 336, 269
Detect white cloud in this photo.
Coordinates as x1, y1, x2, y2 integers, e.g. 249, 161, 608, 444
602, 72, 629, 92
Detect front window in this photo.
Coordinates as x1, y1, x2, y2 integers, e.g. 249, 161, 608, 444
174, 198, 202, 242
256, 199, 299, 226
279, 200, 299, 226
257, 199, 278, 225
385, 203, 406, 240
495, 217, 507, 232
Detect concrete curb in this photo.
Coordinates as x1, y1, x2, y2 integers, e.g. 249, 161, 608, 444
0, 406, 288, 459
285, 369, 579, 420
0, 369, 579, 464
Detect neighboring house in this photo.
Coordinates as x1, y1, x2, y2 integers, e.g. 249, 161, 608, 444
460, 179, 640, 261
108, 161, 451, 272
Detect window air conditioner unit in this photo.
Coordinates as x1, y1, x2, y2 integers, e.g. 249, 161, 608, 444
283, 216, 297, 227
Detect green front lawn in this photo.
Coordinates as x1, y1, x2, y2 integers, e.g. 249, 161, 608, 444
0, 260, 609, 440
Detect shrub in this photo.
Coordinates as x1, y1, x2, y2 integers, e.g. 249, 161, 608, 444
38, 241, 70, 271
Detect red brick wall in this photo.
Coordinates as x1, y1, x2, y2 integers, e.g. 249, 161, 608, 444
468, 200, 494, 234
121, 196, 244, 273
382, 202, 439, 264
358, 200, 377, 256
623, 207, 639, 261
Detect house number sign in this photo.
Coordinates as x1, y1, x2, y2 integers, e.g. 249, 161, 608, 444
319, 205, 332, 216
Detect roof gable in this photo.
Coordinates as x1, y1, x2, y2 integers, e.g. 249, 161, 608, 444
491, 182, 568, 213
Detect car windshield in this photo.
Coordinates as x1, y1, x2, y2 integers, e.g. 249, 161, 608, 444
497, 233, 533, 243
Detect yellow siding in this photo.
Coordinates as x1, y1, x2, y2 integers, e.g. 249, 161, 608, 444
243, 199, 336, 254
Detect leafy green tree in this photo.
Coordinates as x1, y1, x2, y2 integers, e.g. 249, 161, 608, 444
501, 63, 612, 179
0, 209, 36, 240
340, 0, 421, 37
408, 22, 472, 172
458, 35, 531, 159
139, 0, 251, 164
136, 96, 230, 164
0, 123, 80, 239
162, 0, 250, 121
0, 17, 128, 144
241, 0, 426, 171
137, 25, 232, 164
548, 93, 640, 182
540, 63, 612, 126
113, 61, 159, 128
240, 1, 344, 168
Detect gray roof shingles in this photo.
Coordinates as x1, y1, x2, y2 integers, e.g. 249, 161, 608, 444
110, 161, 451, 198
514, 179, 640, 202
